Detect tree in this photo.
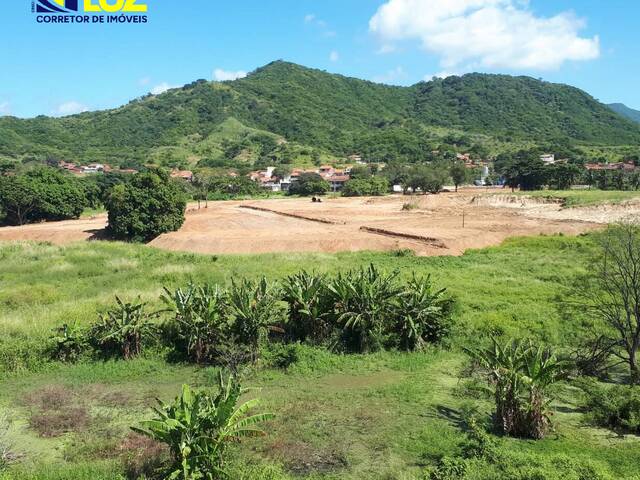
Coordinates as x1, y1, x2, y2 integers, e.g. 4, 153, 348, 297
0, 167, 87, 226
450, 161, 467, 192
578, 223, 640, 383
133, 374, 274, 480
342, 176, 389, 197
547, 162, 581, 190
288, 172, 330, 196
105, 169, 186, 242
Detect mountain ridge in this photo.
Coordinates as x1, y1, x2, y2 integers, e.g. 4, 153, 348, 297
608, 102, 640, 124
1, 60, 639, 166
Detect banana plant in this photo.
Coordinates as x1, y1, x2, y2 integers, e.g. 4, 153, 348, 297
328, 264, 401, 353
281, 271, 331, 343
133, 373, 274, 479
395, 274, 455, 350
227, 277, 283, 361
468, 338, 567, 439
162, 283, 228, 364
89, 296, 157, 360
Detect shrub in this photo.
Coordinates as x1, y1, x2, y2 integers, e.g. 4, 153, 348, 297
89, 297, 158, 360
132, 373, 274, 480
49, 322, 86, 362
578, 379, 640, 434
105, 169, 186, 242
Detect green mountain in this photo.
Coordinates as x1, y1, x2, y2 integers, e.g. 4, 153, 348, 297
608, 103, 640, 124
1, 61, 639, 167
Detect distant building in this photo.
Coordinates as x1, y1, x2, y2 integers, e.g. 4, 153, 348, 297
585, 161, 636, 171
170, 169, 194, 182
540, 154, 556, 165
328, 174, 350, 192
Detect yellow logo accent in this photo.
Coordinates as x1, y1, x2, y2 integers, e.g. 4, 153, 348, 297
83, 0, 147, 12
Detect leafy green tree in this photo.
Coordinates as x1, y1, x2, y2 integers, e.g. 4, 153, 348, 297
547, 162, 581, 190
342, 176, 389, 197
288, 172, 330, 196
450, 161, 468, 192
133, 374, 274, 480
0, 167, 87, 225
105, 169, 186, 242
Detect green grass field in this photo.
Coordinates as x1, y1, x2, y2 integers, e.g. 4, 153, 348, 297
1, 235, 639, 479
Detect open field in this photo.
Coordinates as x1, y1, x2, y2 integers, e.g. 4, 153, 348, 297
1, 190, 628, 256
1, 236, 640, 479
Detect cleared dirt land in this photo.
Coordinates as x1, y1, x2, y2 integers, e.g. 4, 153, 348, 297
2, 189, 632, 256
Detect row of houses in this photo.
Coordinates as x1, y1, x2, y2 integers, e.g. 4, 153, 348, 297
58, 161, 138, 175
585, 161, 637, 172
249, 165, 353, 192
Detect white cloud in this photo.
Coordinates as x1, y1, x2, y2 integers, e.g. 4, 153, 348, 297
373, 66, 408, 84
304, 13, 316, 23
53, 101, 88, 116
0, 101, 10, 116
329, 51, 340, 62
138, 77, 151, 86
369, 0, 600, 70
424, 71, 457, 80
150, 82, 178, 95
213, 69, 247, 81
376, 44, 397, 54
304, 13, 336, 37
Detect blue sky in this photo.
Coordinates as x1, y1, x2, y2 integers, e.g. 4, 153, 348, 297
0, 0, 638, 118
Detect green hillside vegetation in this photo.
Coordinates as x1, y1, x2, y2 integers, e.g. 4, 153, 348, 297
608, 103, 640, 123
2, 235, 640, 479
1, 61, 639, 168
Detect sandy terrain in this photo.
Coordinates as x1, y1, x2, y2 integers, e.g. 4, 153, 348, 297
0, 189, 623, 256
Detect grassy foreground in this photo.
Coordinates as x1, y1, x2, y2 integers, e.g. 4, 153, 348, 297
1, 236, 640, 479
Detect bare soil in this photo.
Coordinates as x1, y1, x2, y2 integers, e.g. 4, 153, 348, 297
0, 189, 620, 256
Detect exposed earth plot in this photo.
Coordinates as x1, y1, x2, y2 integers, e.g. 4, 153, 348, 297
2, 190, 636, 256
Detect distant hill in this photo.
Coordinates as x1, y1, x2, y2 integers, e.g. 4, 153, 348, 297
1, 61, 639, 166
608, 103, 640, 124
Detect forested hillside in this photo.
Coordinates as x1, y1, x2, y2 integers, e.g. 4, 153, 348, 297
608, 102, 640, 123
1, 61, 639, 167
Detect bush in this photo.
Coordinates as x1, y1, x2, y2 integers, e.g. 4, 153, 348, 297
578, 379, 640, 434
342, 176, 389, 196
105, 169, 186, 242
